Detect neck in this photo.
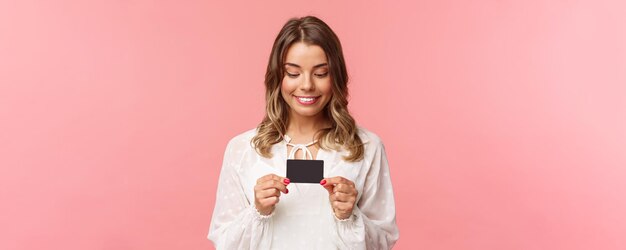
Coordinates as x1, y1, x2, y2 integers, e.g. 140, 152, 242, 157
286, 111, 330, 140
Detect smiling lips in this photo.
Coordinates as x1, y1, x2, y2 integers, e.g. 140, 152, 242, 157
294, 95, 320, 105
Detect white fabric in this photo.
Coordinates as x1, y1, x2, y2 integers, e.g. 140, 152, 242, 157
207, 126, 399, 250
284, 134, 318, 160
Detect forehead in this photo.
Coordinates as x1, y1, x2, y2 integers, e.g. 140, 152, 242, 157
284, 42, 328, 67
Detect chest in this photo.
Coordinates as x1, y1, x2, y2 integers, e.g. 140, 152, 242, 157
238, 143, 367, 206
286, 144, 320, 160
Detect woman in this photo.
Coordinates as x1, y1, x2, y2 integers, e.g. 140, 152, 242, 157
208, 16, 399, 249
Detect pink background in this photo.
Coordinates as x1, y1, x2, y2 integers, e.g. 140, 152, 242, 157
1, 0, 625, 249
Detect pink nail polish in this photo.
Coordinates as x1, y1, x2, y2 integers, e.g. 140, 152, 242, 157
285, 188, 289, 194
284, 178, 290, 185
320, 179, 326, 185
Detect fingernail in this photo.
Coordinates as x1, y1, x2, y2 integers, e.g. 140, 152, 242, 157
320, 179, 326, 185
283, 178, 290, 185
285, 188, 289, 194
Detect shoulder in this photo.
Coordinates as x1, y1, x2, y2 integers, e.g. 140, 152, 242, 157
355, 125, 387, 159
225, 128, 258, 151
356, 125, 384, 147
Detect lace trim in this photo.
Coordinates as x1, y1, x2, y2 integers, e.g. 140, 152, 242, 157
252, 206, 275, 220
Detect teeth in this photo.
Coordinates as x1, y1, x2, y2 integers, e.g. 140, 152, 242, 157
298, 97, 316, 102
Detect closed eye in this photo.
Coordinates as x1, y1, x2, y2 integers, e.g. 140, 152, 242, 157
286, 72, 300, 78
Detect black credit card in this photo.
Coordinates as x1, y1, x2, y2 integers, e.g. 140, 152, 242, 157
286, 159, 324, 183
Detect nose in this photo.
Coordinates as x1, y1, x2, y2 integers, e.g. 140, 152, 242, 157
299, 74, 315, 91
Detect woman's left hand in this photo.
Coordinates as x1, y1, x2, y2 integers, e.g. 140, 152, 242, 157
321, 177, 358, 220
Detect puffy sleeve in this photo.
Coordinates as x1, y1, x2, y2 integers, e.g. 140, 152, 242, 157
207, 137, 274, 250
331, 139, 400, 249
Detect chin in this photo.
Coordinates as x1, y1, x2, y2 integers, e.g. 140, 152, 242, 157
294, 110, 324, 117
287, 99, 330, 118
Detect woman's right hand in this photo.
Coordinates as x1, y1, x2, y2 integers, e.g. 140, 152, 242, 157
254, 174, 290, 215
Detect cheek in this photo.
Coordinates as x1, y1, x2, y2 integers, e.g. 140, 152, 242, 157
281, 77, 297, 92
280, 78, 296, 101
320, 80, 333, 96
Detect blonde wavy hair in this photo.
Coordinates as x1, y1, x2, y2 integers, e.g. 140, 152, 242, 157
251, 16, 364, 162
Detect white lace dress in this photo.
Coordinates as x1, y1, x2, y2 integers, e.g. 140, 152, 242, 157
207, 127, 399, 249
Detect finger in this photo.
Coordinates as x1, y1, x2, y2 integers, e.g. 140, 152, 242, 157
257, 188, 281, 199
258, 180, 288, 193
321, 176, 354, 187
333, 184, 357, 195
332, 200, 354, 212
258, 196, 280, 207
258, 174, 290, 186
256, 174, 284, 184
325, 185, 347, 196
256, 174, 276, 184
320, 178, 337, 194
321, 182, 334, 194
331, 191, 354, 202
259, 179, 287, 191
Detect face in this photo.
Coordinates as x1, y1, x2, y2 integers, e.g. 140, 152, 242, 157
281, 42, 333, 120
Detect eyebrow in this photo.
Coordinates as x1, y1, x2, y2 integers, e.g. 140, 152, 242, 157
284, 62, 328, 69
